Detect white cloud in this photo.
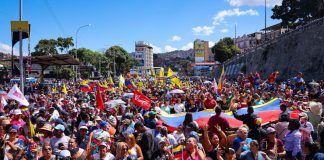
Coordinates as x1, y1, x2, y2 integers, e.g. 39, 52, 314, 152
227, 0, 282, 7
181, 42, 194, 50
164, 45, 177, 52
150, 44, 162, 53
0, 42, 18, 55
220, 28, 229, 33
192, 26, 215, 36
170, 35, 182, 41
213, 8, 258, 25
208, 41, 215, 48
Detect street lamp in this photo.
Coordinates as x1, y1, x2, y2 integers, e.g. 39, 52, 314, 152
75, 24, 91, 80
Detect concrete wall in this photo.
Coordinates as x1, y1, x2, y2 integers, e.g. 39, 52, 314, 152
218, 18, 324, 81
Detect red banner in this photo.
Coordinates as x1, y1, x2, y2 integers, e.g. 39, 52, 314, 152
132, 89, 151, 110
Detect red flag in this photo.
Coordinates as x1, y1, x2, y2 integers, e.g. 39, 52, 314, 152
96, 84, 105, 111
132, 89, 151, 110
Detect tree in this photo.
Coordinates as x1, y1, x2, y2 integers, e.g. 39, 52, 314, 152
105, 46, 138, 75
69, 48, 111, 78
31, 39, 58, 56
212, 37, 240, 63
271, 0, 324, 26
57, 37, 74, 53
31, 37, 74, 56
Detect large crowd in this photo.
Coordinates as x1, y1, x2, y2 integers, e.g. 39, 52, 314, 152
0, 72, 323, 160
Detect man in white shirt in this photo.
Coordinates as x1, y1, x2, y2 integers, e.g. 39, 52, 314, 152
50, 124, 70, 155
92, 142, 115, 160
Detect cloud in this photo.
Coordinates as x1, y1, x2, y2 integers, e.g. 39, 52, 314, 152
170, 35, 182, 41
208, 41, 215, 48
227, 0, 282, 7
192, 26, 215, 36
181, 42, 194, 50
220, 28, 229, 33
213, 8, 258, 25
164, 45, 177, 52
150, 44, 162, 53
0, 42, 18, 55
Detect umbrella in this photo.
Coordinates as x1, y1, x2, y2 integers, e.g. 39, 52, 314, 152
105, 99, 126, 107
203, 81, 212, 84
169, 89, 185, 94
123, 93, 134, 98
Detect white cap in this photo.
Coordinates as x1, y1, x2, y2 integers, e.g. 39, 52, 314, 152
13, 109, 22, 115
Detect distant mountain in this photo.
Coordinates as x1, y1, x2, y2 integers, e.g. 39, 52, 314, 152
155, 49, 194, 59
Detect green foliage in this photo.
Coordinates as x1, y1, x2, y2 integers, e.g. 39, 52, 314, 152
213, 37, 240, 63
31, 37, 74, 56
105, 46, 138, 75
54, 68, 75, 80
272, 0, 324, 26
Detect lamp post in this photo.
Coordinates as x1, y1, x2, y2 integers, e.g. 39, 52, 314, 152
75, 24, 91, 80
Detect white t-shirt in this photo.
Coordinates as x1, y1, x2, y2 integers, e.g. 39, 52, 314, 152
174, 103, 185, 113
50, 135, 70, 154
93, 152, 115, 160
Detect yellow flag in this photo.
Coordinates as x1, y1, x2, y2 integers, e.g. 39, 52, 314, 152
52, 86, 57, 93
109, 76, 114, 85
218, 65, 224, 89
158, 68, 164, 85
62, 83, 67, 94
29, 119, 35, 137
151, 68, 156, 77
119, 75, 125, 88
167, 68, 182, 88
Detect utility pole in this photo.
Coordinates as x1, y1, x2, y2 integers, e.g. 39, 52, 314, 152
19, 0, 24, 94
113, 50, 116, 78
264, 0, 267, 42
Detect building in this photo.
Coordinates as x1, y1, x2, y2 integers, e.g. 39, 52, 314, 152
194, 39, 209, 63
129, 41, 154, 75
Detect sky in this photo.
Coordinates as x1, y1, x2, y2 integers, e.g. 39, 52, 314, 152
0, 0, 282, 55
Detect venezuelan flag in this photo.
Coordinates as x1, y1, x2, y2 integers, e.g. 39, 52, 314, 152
172, 145, 187, 158
161, 98, 281, 132
80, 81, 93, 92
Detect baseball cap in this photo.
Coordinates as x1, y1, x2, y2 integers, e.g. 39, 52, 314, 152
189, 131, 199, 141
79, 126, 88, 130
156, 121, 163, 128
54, 124, 65, 131
13, 109, 22, 115
100, 121, 109, 128
266, 127, 276, 134
59, 150, 71, 158
99, 142, 110, 149
186, 122, 198, 130
299, 112, 308, 117
9, 125, 19, 132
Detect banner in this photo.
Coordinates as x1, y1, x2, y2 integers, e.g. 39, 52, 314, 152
160, 98, 281, 131
132, 89, 151, 110
11, 21, 30, 47
8, 84, 29, 106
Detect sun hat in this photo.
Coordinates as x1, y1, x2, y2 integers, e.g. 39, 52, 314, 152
40, 123, 53, 132
13, 109, 22, 115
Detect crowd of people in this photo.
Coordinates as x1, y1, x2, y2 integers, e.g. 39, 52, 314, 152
0, 72, 323, 160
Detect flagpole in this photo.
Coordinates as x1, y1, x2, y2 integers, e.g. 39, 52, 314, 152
19, 0, 24, 94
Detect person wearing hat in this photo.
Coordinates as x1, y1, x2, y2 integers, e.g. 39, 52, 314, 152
5, 125, 25, 160
260, 127, 286, 159
75, 125, 89, 150
50, 124, 70, 155
151, 139, 174, 160
10, 109, 25, 128
120, 119, 134, 137
299, 112, 315, 146
146, 111, 157, 129
39, 123, 53, 144
90, 142, 115, 160
306, 101, 322, 132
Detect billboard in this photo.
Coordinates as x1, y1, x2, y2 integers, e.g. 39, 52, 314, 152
194, 41, 206, 63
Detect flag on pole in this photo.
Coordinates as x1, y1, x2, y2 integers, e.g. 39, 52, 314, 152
0, 96, 7, 112
157, 68, 165, 85
132, 89, 151, 110
119, 75, 125, 88
96, 83, 105, 111
8, 84, 29, 106
29, 119, 35, 137
217, 65, 225, 92
80, 81, 93, 92
108, 76, 114, 89
213, 78, 218, 93
167, 68, 182, 88
62, 83, 67, 94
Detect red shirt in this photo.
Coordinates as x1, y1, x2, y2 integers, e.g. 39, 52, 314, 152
208, 114, 229, 133
204, 99, 217, 109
